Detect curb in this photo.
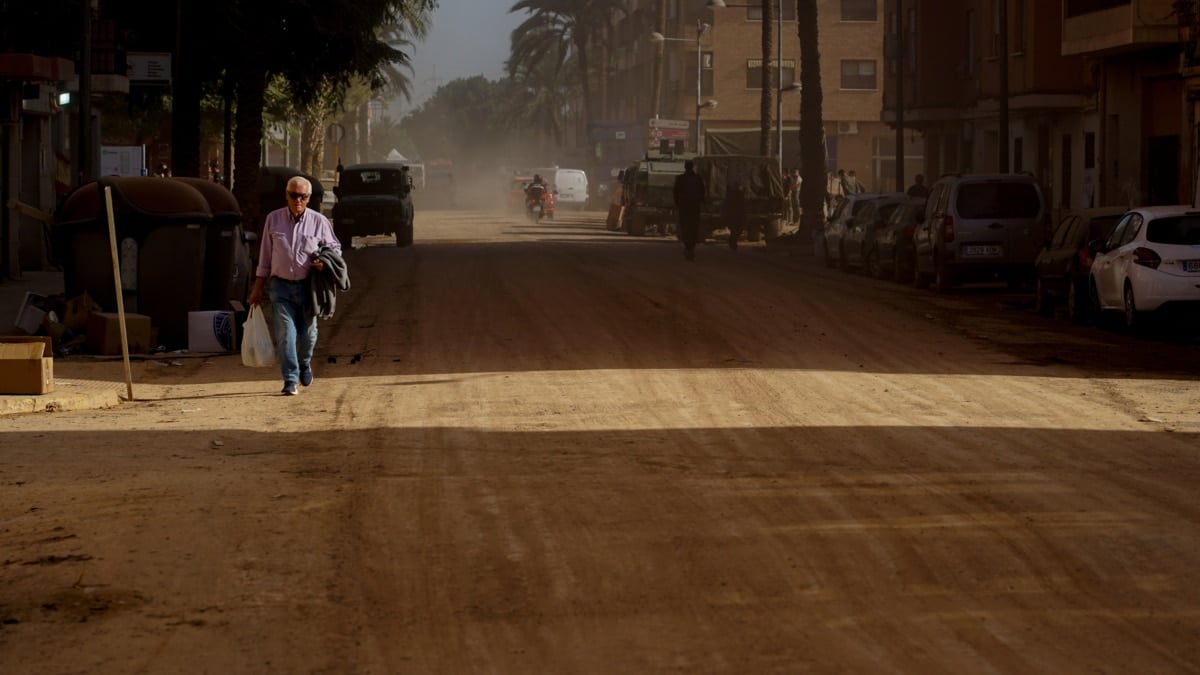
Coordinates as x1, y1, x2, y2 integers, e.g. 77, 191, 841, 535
0, 379, 125, 416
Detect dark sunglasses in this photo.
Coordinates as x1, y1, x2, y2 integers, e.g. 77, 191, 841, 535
287, 191, 310, 200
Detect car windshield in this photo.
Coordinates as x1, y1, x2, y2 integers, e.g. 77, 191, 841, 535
956, 183, 1040, 219
339, 169, 406, 196
1146, 215, 1200, 245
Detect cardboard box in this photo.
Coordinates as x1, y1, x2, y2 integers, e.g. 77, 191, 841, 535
0, 336, 54, 395
188, 310, 237, 353
13, 292, 48, 335
86, 312, 152, 355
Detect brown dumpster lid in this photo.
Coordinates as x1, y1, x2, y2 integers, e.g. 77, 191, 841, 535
172, 177, 241, 223
55, 177, 212, 227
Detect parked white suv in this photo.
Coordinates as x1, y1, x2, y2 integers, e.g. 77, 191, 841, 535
912, 173, 1047, 292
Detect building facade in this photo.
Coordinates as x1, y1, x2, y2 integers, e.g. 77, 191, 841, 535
595, 0, 894, 191
882, 0, 1192, 215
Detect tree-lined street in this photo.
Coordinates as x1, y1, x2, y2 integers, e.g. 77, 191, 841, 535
2, 210, 1198, 672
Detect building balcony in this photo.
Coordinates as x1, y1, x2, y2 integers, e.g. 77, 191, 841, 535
1062, 0, 1178, 56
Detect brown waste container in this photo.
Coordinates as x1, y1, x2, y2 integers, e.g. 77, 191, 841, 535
54, 177, 212, 349
172, 177, 254, 311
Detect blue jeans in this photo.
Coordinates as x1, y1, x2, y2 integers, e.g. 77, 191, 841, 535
267, 277, 316, 385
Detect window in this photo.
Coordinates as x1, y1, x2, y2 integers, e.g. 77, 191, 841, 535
1065, 0, 1129, 18
841, 0, 876, 21
966, 10, 976, 74
991, 0, 1001, 57
745, 59, 796, 89
907, 9, 916, 73
956, 183, 1041, 219
692, 51, 714, 97
1147, 216, 1200, 245
748, 4, 796, 21
1013, 0, 1025, 52
887, 11, 897, 76
840, 60, 877, 90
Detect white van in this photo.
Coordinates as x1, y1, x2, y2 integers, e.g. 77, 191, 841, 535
533, 167, 589, 211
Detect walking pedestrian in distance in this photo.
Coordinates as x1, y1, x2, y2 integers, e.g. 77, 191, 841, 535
673, 159, 706, 261
789, 168, 802, 224
845, 169, 866, 194
906, 173, 930, 199
247, 176, 341, 396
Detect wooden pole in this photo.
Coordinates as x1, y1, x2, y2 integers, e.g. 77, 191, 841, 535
103, 186, 134, 401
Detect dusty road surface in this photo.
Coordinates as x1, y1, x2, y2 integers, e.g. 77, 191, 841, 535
3, 209, 1199, 674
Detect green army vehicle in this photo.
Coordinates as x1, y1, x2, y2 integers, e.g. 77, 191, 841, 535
619, 152, 695, 237
693, 155, 787, 242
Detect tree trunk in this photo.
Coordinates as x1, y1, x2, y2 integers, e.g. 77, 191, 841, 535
797, 0, 825, 239
355, 103, 369, 164
171, 5, 202, 177
760, 0, 775, 157
574, 31, 594, 141
233, 66, 267, 235
300, 116, 325, 176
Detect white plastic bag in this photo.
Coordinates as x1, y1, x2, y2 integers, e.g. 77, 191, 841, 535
241, 305, 276, 368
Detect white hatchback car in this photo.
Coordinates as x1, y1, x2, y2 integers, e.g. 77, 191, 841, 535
1089, 205, 1200, 330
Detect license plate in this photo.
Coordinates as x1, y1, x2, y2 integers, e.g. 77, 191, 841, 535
1185, 260, 1200, 272
962, 245, 1002, 257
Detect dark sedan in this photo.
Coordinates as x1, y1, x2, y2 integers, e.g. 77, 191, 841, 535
1033, 206, 1126, 320
839, 194, 906, 273
869, 198, 926, 283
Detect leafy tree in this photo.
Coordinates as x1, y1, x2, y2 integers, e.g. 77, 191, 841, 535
507, 0, 624, 136
219, 0, 435, 227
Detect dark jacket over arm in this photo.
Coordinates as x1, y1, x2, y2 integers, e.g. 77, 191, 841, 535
309, 246, 350, 320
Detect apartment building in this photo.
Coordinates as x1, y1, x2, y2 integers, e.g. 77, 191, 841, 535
882, 0, 1190, 212
594, 0, 894, 191
1062, 0, 1191, 208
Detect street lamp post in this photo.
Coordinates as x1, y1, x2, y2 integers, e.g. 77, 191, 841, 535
651, 20, 712, 152
709, 0, 786, 170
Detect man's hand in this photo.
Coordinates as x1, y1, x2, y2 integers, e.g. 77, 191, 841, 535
248, 277, 266, 306
312, 259, 326, 272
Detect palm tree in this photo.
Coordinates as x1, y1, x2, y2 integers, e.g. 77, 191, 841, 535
797, 0, 826, 240
508, 54, 580, 152
760, 0, 776, 157
507, 0, 625, 136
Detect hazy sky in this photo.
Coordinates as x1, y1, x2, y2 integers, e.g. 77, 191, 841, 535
395, 1, 527, 114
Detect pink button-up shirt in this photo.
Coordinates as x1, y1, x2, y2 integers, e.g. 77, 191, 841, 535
255, 207, 341, 282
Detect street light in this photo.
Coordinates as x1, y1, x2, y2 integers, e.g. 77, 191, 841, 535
707, 0, 786, 170
651, 19, 711, 152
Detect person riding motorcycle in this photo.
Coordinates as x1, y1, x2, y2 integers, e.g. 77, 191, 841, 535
525, 174, 549, 220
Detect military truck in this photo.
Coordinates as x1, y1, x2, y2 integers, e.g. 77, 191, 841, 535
692, 155, 786, 242
619, 152, 694, 237
331, 162, 415, 247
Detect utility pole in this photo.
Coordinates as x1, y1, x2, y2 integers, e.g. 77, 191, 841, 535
78, 0, 94, 185
895, 1, 905, 192
998, 0, 1010, 173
